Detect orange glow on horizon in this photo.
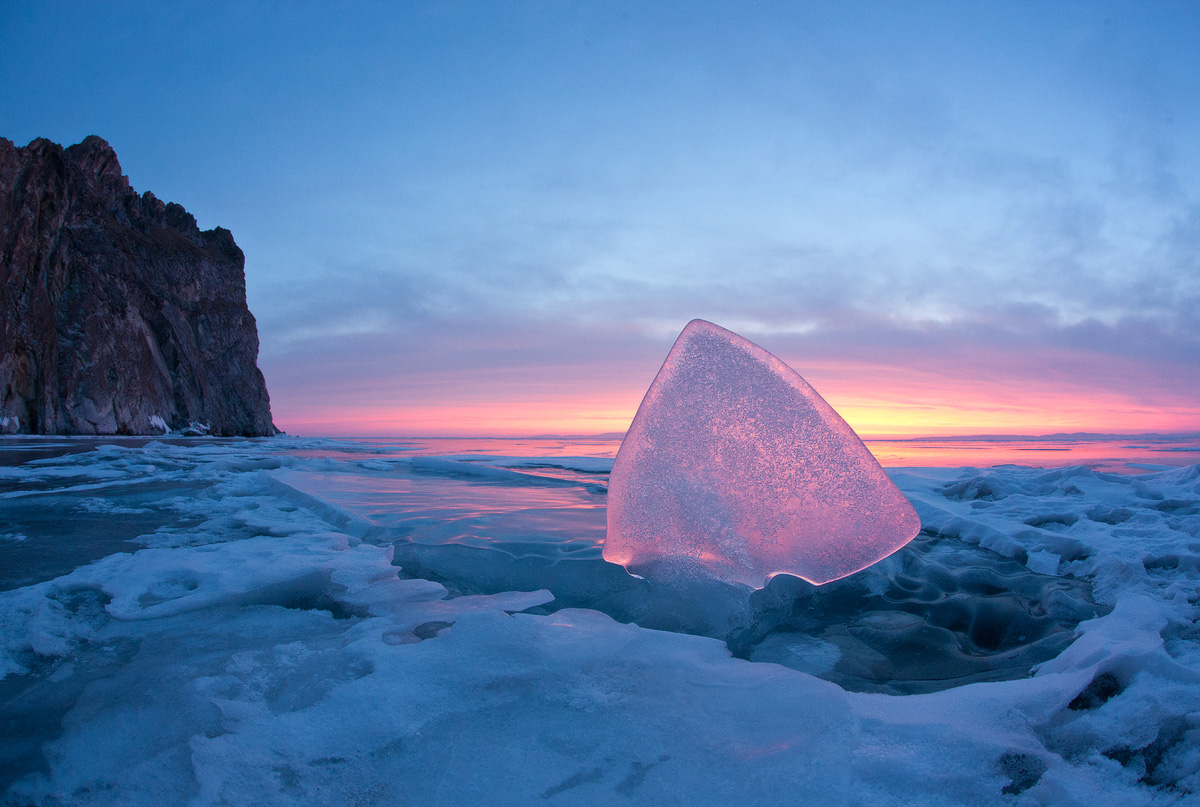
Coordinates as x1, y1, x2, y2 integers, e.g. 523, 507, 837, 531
274, 391, 1200, 441
803, 360, 1200, 438
277, 392, 643, 438
275, 364, 1199, 439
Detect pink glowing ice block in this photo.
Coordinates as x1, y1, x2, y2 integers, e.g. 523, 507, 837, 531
604, 319, 920, 587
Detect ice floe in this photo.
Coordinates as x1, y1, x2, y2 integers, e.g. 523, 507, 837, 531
606, 320, 920, 587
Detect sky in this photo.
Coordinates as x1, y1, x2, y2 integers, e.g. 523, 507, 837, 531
2, 0, 1198, 437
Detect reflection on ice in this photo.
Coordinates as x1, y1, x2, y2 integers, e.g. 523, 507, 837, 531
272, 462, 606, 559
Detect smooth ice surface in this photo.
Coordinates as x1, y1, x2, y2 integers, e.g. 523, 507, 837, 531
605, 320, 921, 587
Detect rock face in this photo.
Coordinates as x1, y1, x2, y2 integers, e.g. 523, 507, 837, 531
0, 136, 274, 436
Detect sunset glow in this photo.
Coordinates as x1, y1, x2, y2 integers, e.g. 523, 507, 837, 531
273, 348, 1199, 439
6, 3, 1197, 442
277, 396, 639, 439
275, 383, 1199, 440
802, 368, 1200, 438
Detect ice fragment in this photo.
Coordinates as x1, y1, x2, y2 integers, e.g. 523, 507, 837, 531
604, 319, 920, 587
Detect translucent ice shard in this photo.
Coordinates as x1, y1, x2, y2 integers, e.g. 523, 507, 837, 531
604, 319, 920, 588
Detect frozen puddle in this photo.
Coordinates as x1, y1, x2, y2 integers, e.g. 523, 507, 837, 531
1, 439, 1199, 804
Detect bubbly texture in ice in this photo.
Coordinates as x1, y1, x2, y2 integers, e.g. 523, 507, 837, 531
605, 319, 920, 587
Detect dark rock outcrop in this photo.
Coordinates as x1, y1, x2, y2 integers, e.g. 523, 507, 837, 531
0, 136, 274, 436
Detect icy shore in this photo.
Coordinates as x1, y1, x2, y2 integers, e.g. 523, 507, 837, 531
1, 438, 1197, 805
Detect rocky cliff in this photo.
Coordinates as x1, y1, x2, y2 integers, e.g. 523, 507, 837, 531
0, 135, 275, 436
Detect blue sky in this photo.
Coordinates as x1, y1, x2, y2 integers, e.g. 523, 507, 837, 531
3, 1, 1198, 435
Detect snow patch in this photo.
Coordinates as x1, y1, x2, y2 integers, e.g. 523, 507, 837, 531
0, 440, 1197, 804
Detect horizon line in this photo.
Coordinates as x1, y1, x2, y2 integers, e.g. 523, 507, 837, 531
275, 430, 1200, 443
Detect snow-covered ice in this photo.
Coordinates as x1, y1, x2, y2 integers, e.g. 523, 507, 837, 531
605, 319, 920, 587
1, 436, 1198, 805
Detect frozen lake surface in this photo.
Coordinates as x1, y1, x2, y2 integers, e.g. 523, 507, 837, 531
1, 435, 1198, 805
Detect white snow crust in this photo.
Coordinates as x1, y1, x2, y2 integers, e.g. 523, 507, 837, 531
0, 438, 1197, 805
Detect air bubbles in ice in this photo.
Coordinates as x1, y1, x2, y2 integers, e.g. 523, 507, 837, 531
604, 319, 920, 588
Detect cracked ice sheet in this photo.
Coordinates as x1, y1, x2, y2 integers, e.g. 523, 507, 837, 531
2, 441, 1200, 805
